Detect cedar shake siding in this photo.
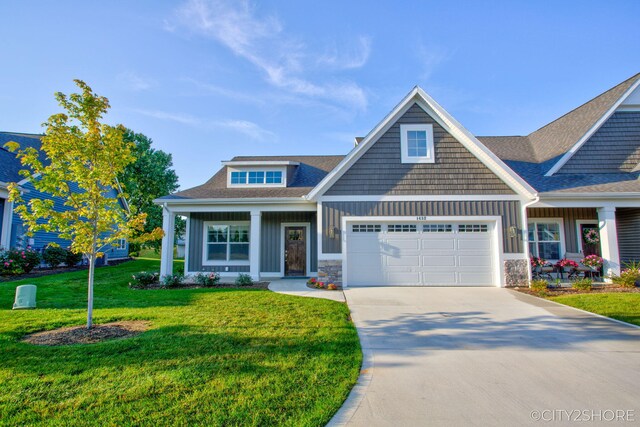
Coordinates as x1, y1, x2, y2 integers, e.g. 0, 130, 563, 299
325, 103, 515, 196
559, 111, 640, 174
616, 208, 640, 264
322, 200, 523, 254
526, 208, 598, 253
188, 211, 317, 273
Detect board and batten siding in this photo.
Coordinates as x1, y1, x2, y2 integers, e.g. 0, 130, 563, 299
189, 211, 317, 273
325, 103, 515, 196
616, 208, 640, 263
322, 200, 523, 254
559, 112, 640, 174
260, 212, 317, 273
527, 208, 598, 253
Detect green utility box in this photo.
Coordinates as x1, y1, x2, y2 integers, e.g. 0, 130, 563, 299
13, 285, 37, 309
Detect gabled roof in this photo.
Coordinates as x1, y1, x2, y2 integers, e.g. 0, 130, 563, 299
0, 132, 42, 183
160, 155, 344, 200
306, 86, 537, 200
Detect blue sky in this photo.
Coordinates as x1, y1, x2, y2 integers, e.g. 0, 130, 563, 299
1, 0, 639, 190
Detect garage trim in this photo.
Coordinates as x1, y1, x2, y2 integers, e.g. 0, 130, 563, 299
341, 215, 504, 288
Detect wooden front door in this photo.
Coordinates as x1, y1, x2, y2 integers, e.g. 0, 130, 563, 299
285, 226, 306, 276
579, 223, 601, 257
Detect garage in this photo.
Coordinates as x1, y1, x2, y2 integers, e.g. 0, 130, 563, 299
345, 221, 496, 287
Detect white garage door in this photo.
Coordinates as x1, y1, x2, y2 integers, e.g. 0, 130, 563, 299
346, 221, 495, 287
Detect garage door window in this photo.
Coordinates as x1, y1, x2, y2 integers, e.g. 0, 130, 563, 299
459, 224, 488, 233
423, 224, 453, 233
352, 224, 382, 233
388, 224, 417, 233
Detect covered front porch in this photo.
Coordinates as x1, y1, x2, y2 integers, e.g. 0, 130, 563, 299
160, 202, 318, 281
526, 199, 640, 282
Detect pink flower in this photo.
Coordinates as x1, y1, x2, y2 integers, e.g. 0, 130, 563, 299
3, 262, 8, 267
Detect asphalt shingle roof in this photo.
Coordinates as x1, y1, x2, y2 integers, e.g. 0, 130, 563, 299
163, 155, 345, 200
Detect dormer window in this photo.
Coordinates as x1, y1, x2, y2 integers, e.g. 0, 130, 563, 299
228, 169, 285, 187
400, 124, 435, 164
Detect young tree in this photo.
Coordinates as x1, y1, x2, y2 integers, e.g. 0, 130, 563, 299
6, 80, 162, 329
119, 129, 180, 250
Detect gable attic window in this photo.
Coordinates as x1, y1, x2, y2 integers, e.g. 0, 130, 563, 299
400, 124, 435, 164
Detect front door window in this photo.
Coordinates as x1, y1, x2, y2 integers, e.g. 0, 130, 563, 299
284, 226, 306, 276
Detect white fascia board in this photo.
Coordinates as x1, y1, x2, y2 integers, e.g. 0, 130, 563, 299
319, 194, 526, 202
539, 192, 640, 200
221, 161, 300, 167
153, 197, 312, 205
545, 78, 640, 177
306, 86, 537, 200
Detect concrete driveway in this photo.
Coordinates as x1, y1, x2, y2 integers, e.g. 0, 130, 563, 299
332, 288, 640, 426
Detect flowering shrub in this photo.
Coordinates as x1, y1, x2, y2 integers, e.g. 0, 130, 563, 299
556, 258, 579, 269
327, 283, 338, 290
581, 255, 603, 268
530, 256, 546, 267
129, 271, 159, 289
583, 229, 600, 245
611, 266, 640, 288
0, 248, 41, 275
307, 277, 317, 285
314, 281, 325, 289
162, 273, 184, 288
195, 272, 220, 287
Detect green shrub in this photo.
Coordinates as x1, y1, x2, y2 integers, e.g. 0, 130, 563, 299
176, 264, 185, 275
65, 249, 83, 267
0, 248, 42, 275
235, 273, 253, 286
530, 279, 548, 292
571, 278, 593, 291
195, 272, 220, 287
43, 246, 68, 268
129, 271, 159, 289
162, 273, 184, 288
611, 267, 640, 288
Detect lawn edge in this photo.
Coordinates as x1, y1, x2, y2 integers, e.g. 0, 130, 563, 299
510, 289, 640, 330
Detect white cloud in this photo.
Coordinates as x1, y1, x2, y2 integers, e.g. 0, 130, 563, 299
117, 71, 155, 91
317, 36, 372, 70
180, 78, 262, 104
169, 0, 369, 111
132, 108, 199, 125
213, 119, 275, 141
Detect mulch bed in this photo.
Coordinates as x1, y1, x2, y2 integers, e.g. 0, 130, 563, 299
135, 281, 271, 290
0, 258, 133, 283
514, 285, 640, 297
22, 320, 150, 346
306, 283, 343, 291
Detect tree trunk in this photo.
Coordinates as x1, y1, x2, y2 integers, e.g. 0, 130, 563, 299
87, 254, 96, 329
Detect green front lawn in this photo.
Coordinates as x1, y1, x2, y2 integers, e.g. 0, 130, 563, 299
550, 293, 640, 326
0, 260, 361, 426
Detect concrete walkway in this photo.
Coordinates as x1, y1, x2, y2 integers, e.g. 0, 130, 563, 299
331, 287, 640, 427
268, 279, 346, 302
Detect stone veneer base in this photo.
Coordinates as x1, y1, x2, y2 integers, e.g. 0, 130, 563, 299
318, 260, 343, 286
504, 259, 529, 287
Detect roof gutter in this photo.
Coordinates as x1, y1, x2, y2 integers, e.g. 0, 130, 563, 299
539, 192, 640, 200
153, 196, 313, 205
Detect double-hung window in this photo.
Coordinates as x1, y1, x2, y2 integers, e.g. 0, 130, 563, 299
528, 221, 563, 260
400, 124, 435, 163
204, 223, 250, 263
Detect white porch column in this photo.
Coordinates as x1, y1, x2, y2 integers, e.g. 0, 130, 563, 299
160, 205, 175, 277
598, 206, 621, 280
249, 210, 261, 281
0, 199, 13, 250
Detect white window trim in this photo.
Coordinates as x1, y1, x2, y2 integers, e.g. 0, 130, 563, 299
227, 167, 287, 188
115, 238, 127, 250
527, 218, 566, 262
202, 221, 251, 266
280, 222, 311, 277
575, 219, 599, 254
400, 124, 435, 164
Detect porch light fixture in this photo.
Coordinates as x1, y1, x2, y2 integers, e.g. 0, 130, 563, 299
508, 226, 518, 239
328, 227, 337, 239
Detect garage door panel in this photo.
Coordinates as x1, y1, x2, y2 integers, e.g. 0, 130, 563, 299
386, 271, 421, 284
459, 271, 493, 286
422, 255, 456, 267
386, 238, 420, 250
458, 239, 492, 251
458, 255, 492, 267
348, 235, 382, 252
422, 271, 457, 285
387, 255, 420, 266
420, 239, 455, 250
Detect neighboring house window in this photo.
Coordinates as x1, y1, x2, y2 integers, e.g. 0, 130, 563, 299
204, 222, 250, 264
116, 238, 127, 250
229, 170, 283, 186
528, 220, 563, 260
400, 124, 435, 164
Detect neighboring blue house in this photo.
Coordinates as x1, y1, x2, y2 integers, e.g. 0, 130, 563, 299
0, 132, 129, 261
